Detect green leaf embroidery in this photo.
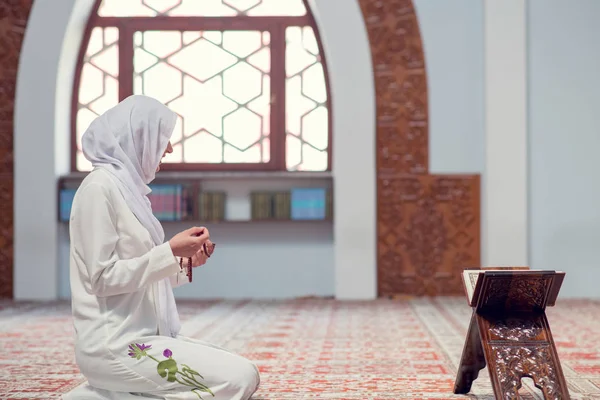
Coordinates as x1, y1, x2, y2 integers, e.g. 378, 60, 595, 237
127, 344, 214, 398
157, 359, 178, 383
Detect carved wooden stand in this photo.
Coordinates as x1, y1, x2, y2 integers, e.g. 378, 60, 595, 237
454, 269, 570, 399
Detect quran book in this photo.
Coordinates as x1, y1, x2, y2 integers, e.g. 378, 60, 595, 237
291, 188, 326, 220
461, 268, 564, 306
462, 270, 484, 305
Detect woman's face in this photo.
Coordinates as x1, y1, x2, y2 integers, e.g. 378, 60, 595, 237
156, 141, 173, 172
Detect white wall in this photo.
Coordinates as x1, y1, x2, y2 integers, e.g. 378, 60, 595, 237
528, 0, 600, 298
415, 0, 484, 175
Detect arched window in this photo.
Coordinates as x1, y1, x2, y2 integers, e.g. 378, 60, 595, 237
72, 0, 331, 172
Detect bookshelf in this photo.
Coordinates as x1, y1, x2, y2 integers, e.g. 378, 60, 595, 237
58, 171, 334, 224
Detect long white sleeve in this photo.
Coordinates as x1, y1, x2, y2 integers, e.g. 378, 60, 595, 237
169, 268, 190, 288
70, 182, 180, 297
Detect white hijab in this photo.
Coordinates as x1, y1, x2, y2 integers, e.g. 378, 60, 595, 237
82, 95, 181, 337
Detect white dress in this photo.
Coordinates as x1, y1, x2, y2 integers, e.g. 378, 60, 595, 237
63, 169, 259, 400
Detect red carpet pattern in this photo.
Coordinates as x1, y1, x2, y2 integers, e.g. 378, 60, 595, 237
1, 298, 599, 399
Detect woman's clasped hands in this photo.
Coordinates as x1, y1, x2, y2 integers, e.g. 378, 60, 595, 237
169, 226, 214, 268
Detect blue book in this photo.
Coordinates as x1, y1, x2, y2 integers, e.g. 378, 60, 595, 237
291, 188, 326, 220
59, 189, 77, 222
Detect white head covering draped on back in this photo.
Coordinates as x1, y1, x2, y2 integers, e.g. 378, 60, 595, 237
81, 95, 181, 337
82, 95, 175, 245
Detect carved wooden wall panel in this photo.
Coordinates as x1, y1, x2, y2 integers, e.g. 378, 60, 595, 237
357, 0, 481, 296
378, 175, 480, 296
361, 0, 429, 175
0, 0, 33, 298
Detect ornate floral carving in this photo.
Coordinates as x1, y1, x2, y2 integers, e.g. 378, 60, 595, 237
0, 0, 34, 298
491, 345, 564, 399
377, 175, 480, 296
489, 318, 545, 341
378, 122, 428, 175
359, 0, 429, 175
482, 277, 551, 311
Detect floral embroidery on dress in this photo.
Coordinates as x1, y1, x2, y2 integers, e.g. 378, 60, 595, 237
127, 343, 214, 399
128, 343, 151, 359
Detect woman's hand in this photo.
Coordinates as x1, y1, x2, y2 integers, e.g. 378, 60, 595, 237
191, 247, 206, 268
190, 240, 214, 268
169, 227, 210, 258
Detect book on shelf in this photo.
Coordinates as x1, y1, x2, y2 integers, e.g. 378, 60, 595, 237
198, 192, 211, 221
291, 188, 327, 220
210, 192, 226, 221
325, 189, 333, 219
461, 267, 564, 306
272, 191, 291, 220
59, 184, 190, 222
250, 189, 330, 221
59, 189, 77, 222
251, 192, 273, 220
181, 185, 194, 220
148, 184, 190, 221
198, 192, 226, 221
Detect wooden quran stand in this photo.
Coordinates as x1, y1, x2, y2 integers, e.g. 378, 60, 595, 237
453, 267, 570, 399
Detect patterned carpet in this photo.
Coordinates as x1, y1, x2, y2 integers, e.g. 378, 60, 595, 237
1, 298, 599, 399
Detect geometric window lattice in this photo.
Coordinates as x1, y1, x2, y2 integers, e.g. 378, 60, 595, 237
133, 30, 271, 164
73, 0, 330, 172
75, 27, 120, 171
99, 0, 307, 17
285, 26, 328, 171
